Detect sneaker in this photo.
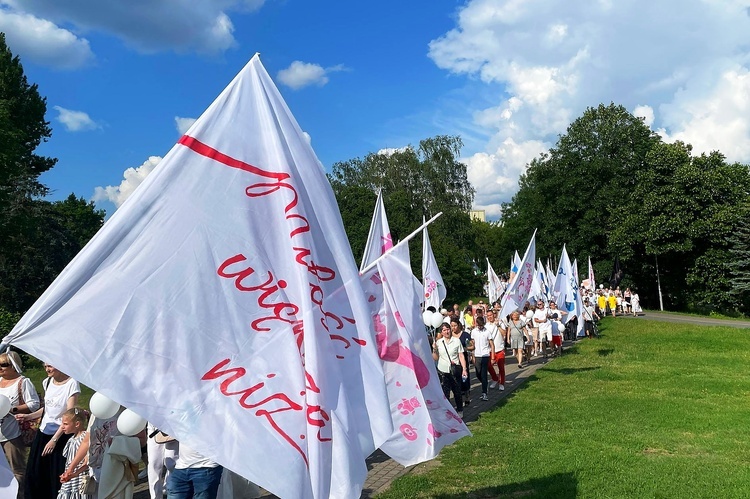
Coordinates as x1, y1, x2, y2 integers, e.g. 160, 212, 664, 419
498, 384, 505, 391
489, 381, 498, 389
480, 393, 488, 401
457, 411, 463, 418
518, 364, 523, 369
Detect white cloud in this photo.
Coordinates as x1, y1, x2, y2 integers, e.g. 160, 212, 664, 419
53, 105, 98, 132
175, 116, 197, 135
463, 137, 548, 216
659, 67, 750, 161
428, 0, 750, 217
377, 147, 409, 156
277, 61, 346, 90
633, 105, 655, 128
0, 0, 268, 55
92, 156, 162, 208
0, 8, 93, 69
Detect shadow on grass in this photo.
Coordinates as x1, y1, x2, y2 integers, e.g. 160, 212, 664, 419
597, 348, 615, 357
431, 471, 578, 499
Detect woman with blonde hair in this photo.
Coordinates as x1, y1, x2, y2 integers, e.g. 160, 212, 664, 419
0, 350, 41, 499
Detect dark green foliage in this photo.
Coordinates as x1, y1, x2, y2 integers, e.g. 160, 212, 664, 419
0, 195, 105, 312
728, 200, 750, 311
329, 135, 483, 302
501, 103, 750, 315
0, 38, 105, 313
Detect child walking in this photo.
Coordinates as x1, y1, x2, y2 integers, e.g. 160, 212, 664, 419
58, 408, 90, 499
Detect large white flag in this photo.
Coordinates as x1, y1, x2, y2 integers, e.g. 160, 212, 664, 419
553, 245, 580, 326
508, 250, 522, 284
1, 55, 393, 499
361, 243, 470, 465
572, 258, 586, 336
360, 190, 393, 271
422, 225, 446, 310
499, 231, 536, 320
487, 258, 503, 305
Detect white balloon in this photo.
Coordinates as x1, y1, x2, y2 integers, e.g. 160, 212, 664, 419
422, 310, 433, 326
89, 392, 120, 419
0, 395, 10, 418
430, 311, 445, 329
117, 409, 147, 436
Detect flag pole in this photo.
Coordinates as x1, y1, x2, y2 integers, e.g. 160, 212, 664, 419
360, 212, 443, 275
655, 254, 664, 311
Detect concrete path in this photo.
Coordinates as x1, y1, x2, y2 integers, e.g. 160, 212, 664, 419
617, 310, 750, 329
133, 346, 563, 498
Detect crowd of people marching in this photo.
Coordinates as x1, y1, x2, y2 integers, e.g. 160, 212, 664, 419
0, 351, 258, 499
430, 284, 642, 420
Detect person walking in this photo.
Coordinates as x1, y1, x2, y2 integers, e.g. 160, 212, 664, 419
432, 323, 468, 418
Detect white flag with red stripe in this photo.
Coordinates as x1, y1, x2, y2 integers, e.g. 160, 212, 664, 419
1, 55, 393, 499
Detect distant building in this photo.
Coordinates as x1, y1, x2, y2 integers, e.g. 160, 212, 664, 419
469, 209, 486, 222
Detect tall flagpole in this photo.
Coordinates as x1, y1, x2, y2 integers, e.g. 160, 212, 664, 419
655, 255, 664, 311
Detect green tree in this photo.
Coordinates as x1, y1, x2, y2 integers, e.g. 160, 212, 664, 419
0, 33, 59, 313
501, 103, 660, 263
728, 200, 750, 311
329, 135, 482, 302
0, 195, 105, 312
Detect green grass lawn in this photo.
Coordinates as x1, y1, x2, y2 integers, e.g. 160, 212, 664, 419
377, 318, 750, 498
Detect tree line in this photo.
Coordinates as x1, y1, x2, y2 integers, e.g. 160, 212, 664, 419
2, 33, 748, 331
331, 104, 750, 315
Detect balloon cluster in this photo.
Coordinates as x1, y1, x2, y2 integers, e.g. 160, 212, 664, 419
89, 392, 147, 436
0, 392, 147, 437
422, 310, 446, 329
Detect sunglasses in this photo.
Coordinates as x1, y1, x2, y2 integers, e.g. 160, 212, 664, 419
0, 363, 11, 368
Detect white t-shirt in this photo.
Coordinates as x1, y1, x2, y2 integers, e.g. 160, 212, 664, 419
40, 377, 81, 435
488, 324, 505, 350
435, 336, 464, 374
0, 376, 40, 441
175, 444, 220, 469
533, 308, 551, 332
471, 327, 493, 357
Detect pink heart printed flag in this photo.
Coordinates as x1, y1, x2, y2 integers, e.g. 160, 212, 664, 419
1, 54, 393, 499
422, 225, 446, 311
361, 242, 470, 466
499, 230, 537, 320
360, 189, 393, 271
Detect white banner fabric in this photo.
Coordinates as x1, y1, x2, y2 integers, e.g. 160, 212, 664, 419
422, 227, 446, 310
1, 55, 393, 499
360, 190, 393, 271
499, 231, 536, 320
361, 243, 470, 465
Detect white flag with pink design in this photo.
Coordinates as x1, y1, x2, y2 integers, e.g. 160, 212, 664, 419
1, 55, 394, 499
499, 230, 537, 320
360, 190, 393, 271
361, 242, 470, 465
422, 226, 446, 310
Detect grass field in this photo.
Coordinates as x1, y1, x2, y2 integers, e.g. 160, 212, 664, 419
377, 318, 750, 498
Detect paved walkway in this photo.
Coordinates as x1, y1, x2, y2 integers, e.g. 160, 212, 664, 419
619, 310, 750, 329
133, 345, 565, 498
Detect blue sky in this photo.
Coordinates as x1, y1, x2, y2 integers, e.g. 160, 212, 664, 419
4, 0, 750, 217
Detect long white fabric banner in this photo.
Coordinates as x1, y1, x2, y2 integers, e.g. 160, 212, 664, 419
2, 55, 393, 499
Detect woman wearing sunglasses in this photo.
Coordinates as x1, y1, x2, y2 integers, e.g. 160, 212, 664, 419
0, 350, 41, 499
